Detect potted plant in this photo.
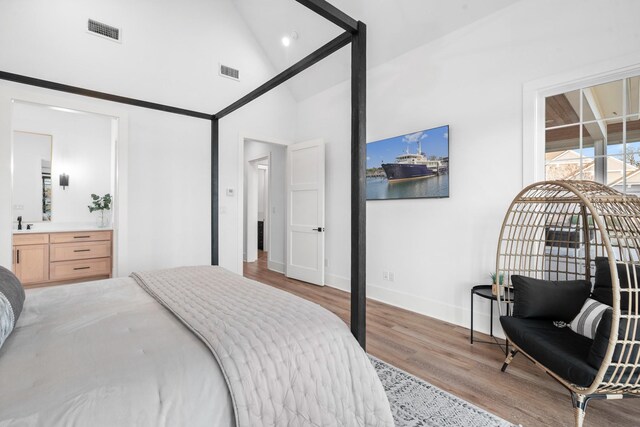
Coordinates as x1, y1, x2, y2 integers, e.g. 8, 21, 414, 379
88, 193, 112, 228
490, 272, 504, 297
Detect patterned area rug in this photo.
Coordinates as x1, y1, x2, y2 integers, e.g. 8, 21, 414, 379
370, 356, 516, 427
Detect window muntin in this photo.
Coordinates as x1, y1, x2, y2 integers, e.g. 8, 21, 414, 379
544, 76, 640, 195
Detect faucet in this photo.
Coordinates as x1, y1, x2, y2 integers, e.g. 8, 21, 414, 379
17, 216, 22, 231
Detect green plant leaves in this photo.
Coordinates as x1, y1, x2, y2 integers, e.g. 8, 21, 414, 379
87, 193, 112, 212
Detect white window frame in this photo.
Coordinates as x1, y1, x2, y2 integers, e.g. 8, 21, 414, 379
523, 52, 640, 185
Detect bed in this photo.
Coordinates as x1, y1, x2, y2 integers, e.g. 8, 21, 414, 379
0, 266, 393, 426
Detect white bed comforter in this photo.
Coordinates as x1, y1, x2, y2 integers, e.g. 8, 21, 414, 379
0, 277, 234, 427
0, 267, 393, 427
132, 266, 394, 427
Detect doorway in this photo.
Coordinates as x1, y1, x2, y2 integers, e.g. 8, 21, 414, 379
243, 138, 287, 274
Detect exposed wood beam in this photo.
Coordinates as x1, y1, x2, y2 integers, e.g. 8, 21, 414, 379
350, 21, 366, 349
215, 31, 352, 119
0, 70, 212, 120
211, 118, 219, 266
295, 0, 358, 33
545, 94, 579, 127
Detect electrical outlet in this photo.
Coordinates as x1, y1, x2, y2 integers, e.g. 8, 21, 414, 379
389, 272, 395, 282
383, 271, 389, 280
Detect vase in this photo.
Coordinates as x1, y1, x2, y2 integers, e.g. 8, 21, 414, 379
96, 210, 110, 228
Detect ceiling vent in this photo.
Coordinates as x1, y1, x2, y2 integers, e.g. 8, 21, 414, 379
87, 19, 121, 42
219, 64, 240, 81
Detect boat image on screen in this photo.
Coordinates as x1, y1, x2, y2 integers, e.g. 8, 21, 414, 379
366, 125, 449, 200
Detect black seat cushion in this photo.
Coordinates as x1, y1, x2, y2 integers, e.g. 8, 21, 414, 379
501, 316, 597, 387
511, 275, 591, 322
592, 257, 639, 311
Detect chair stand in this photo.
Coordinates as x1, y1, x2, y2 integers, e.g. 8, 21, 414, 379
571, 394, 587, 427
501, 349, 518, 372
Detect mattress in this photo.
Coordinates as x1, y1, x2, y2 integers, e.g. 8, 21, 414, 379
0, 277, 234, 427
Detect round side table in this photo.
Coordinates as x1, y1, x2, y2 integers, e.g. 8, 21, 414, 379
470, 284, 513, 356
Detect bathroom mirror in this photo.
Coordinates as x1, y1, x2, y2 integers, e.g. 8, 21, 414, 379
11, 101, 115, 228
12, 131, 53, 222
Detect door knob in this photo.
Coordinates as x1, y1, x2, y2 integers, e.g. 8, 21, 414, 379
312, 227, 325, 232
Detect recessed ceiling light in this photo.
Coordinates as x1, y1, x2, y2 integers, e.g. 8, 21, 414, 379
281, 31, 298, 47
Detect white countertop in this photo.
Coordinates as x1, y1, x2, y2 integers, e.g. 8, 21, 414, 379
13, 223, 113, 234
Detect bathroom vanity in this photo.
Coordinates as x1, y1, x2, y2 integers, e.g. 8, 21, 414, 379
13, 227, 112, 287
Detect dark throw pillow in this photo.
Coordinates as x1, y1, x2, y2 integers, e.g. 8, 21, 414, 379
511, 275, 591, 322
0, 265, 25, 350
592, 257, 639, 310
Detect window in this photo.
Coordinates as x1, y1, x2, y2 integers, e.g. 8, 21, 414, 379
544, 76, 640, 195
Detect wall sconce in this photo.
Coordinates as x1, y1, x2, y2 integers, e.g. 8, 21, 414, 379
59, 173, 69, 190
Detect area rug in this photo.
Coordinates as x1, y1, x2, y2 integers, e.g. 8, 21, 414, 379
370, 356, 516, 427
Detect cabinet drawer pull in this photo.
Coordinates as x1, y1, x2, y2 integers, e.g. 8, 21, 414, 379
74, 235, 91, 239
73, 266, 90, 270
16, 249, 20, 264
74, 249, 91, 252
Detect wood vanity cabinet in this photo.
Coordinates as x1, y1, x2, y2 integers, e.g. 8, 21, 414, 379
12, 230, 112, 287
13, 234, 49, 285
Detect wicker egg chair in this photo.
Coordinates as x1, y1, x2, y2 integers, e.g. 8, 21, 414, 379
495, 180, 640, 427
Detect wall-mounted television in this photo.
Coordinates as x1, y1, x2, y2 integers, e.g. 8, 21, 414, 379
366, 125, 449, 200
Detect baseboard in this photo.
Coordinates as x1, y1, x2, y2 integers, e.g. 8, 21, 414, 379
325, 272, 350, 291
268, 260, 285, 274
324, 273, 505, 339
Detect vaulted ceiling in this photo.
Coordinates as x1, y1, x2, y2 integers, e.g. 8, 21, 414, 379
232, 0, 518, 100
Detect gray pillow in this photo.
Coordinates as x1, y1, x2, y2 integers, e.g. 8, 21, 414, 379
0, 265, 25, 349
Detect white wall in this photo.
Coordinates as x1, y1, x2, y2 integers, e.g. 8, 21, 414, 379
258, 168, 266, 222
295, 0, 640, 334
12, 102, 113, 225
243, 139, 287, 272
0, 0, 297, 275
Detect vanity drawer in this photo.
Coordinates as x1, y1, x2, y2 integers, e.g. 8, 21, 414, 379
13, 233, 49, 246
50, 241, 112, 262
49, 258, 111, 281
50, 231, 111, 244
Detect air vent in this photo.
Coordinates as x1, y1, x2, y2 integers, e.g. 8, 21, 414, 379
87, 19, 121, 42
219, 64, 240, 81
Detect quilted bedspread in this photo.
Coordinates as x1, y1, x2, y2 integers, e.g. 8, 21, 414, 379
131, 266, 394, 427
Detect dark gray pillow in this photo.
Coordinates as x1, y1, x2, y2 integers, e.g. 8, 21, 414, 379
511, 275, 591, 322
592, 257, 639, 311
0, 265, 25, 349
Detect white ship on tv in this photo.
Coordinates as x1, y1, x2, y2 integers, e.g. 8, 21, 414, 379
381, 140, 447, 181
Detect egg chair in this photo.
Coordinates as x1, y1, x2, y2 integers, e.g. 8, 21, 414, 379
495, 180, 640, 427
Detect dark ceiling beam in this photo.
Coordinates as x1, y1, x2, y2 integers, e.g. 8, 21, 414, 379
215, 31, 352, 120
295, 0, 358, 33
0, 70, 212, 120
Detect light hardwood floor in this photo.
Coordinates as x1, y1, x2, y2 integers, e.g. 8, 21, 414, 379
244, 251, 640, 427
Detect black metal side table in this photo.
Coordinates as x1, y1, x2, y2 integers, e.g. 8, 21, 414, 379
470, 285, 513, 356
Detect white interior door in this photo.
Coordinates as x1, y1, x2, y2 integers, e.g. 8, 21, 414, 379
286, 139, 325, 286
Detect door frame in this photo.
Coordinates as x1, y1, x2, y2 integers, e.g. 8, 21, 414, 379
0, 84, 129, 276
245, 154, 269, 263
237, 134, 290, 274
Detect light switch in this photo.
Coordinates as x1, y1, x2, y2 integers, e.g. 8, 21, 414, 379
226, 188, 235, 197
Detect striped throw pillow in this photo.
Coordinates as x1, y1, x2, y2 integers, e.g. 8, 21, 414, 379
569, 298, 610, 339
